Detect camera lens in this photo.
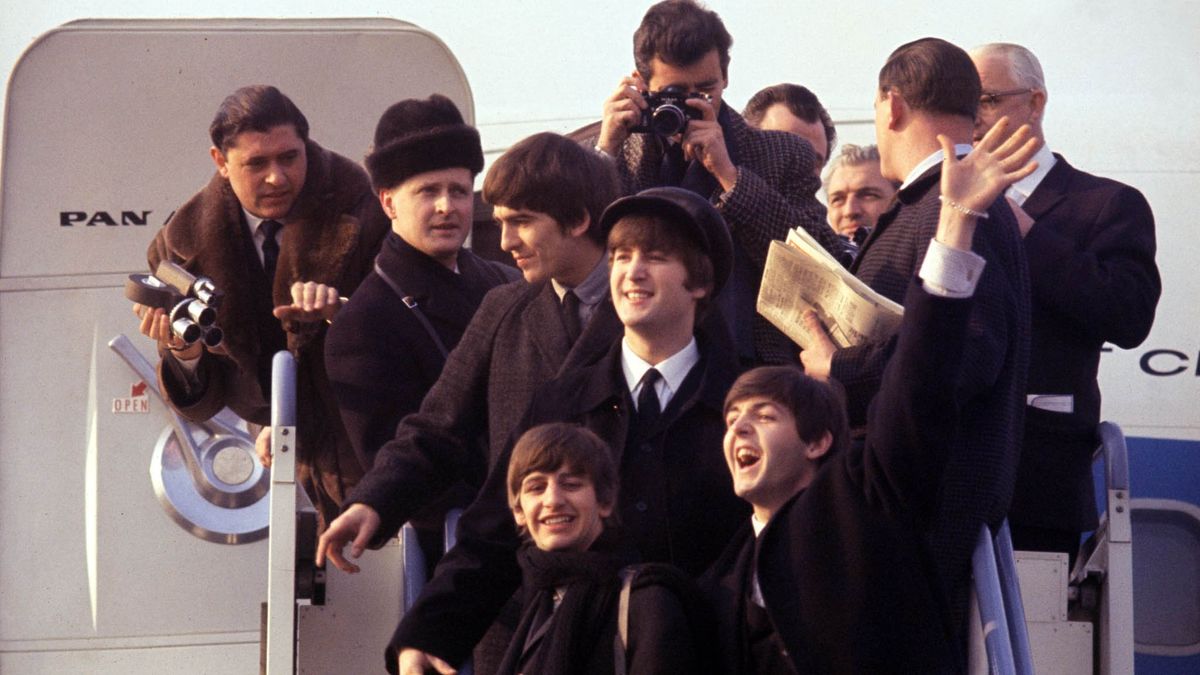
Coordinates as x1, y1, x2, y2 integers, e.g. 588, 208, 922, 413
202, 326, 224, 348
171, 317, 202, 345
651, 104, 687, 136
185, 299, 217, 327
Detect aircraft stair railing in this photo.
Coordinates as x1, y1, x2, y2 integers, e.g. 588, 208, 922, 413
399, 508, 472, 675
971, 517, 1036, 675
263, 351, 324, 675
1068, 422, 1134, 675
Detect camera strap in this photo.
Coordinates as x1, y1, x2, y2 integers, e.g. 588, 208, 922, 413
372, 259, 450, 360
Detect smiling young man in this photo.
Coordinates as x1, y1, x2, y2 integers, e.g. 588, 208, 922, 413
322, 96, 516, 565
496, 422, 706, 675
131, 85, 388, 527
387, 186, 746, 675
705, 126, 1040, 674
589, 0, 852, 368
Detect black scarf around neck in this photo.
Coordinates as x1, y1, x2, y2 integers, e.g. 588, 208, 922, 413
501, 536, 628, 675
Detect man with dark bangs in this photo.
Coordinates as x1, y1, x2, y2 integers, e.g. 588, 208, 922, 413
590, 0, 854, 368
388, 186, 744, 675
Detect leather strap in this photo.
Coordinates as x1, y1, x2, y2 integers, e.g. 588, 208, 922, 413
613, 565, 637, 675
372, 259, 450, 359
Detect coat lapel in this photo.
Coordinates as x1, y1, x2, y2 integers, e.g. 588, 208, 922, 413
1020, 154, 1071, 221
528, 283, 573, 368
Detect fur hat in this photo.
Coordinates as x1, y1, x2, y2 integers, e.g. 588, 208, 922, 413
599, 186, 734, 296
365, 94, 483, 191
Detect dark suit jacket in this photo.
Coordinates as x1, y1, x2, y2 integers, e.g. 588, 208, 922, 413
593, 106, 853, 365
325, 232, 516, 472
389, 329, 749, 667
346, 276, 623, 545
150, 140, 390, 526
830, 163, 1031, 625
704, 283, 971, 674
1010, 155, 1160, 532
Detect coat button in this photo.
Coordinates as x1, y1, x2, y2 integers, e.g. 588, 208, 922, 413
635, 501, 648, 512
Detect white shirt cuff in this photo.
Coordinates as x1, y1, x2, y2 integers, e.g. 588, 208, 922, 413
919, 239, 986, 298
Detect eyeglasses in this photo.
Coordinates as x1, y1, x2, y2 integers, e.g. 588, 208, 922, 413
979, 88, 1033, 109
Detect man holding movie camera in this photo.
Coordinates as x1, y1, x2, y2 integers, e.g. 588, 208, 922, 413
591, 0, 854, 368
131, 85, 388, 528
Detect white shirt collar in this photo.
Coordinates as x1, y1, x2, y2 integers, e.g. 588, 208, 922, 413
620, 337, 700, 412
751, 514, 768, 537
900, 144, 975, 190
1006, 142, 1057, 207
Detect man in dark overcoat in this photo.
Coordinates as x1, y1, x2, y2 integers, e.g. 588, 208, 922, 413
707, 129, 1040, 674
134, 85, 389, 527
971, 43, 1161, 560
800, 38, 1031, 646
323, 95, 517, 563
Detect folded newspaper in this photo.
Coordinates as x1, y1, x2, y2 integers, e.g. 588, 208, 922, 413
757, 226, 903, 350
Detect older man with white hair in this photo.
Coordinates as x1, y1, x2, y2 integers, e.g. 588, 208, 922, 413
971, 42, 1161, 561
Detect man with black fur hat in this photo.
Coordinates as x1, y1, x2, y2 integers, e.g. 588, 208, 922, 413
323, 95, 517, 566
385, 186, 747, 675
131, 85, 389, 528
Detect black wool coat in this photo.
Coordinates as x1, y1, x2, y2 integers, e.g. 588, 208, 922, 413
325, 231, 517, 472
704, 283, 971, 675
1010, 155, 1160, 533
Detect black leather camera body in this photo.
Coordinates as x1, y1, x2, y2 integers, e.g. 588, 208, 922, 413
631, 85, 706, 136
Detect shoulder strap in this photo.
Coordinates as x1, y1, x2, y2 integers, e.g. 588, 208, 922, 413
612, 565, 637, 675
372, 259, 450, 359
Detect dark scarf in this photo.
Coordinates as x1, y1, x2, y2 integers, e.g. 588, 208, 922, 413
501, 535, 629, 675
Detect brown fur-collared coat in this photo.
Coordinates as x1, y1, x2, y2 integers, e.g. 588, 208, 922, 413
148, 139, 389, 526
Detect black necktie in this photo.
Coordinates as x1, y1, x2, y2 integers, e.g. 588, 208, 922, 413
637, 368, 662, 431
561, 290, 582, 343
260, 219, 282, 280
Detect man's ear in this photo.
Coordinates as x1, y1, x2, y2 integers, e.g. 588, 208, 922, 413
598, 500, 615, 519
805, 430, 834, 461
567, 213, 591, 239
689, 282, 711, 302
883, 90, 905, 131
512, 506, 527, 529
210, 146, 229, 178
1029, 88, 1048, 123
378, 188, 395, 220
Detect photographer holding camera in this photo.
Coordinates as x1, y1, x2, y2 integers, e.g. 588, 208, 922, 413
591, 0, 855, 367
